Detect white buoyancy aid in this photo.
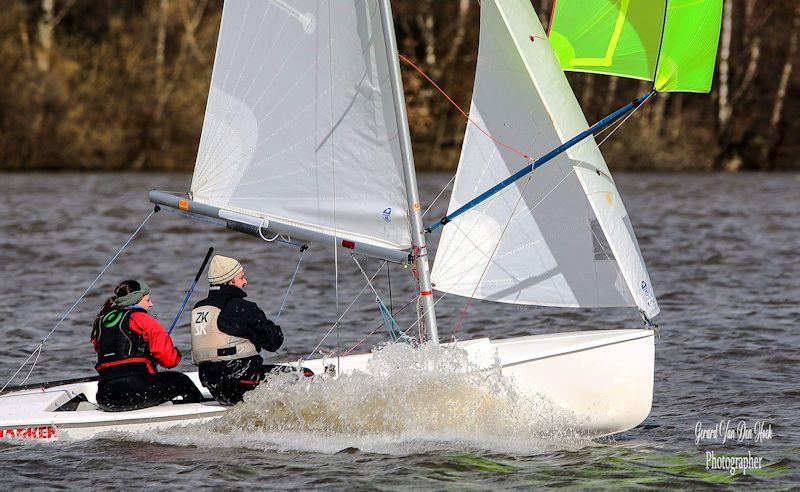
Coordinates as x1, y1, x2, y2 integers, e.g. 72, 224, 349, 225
190, 305, 258, 364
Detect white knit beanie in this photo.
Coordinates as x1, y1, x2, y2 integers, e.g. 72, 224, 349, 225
208, 255, 243, 285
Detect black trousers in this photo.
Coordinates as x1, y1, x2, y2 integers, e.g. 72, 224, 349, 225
96, 372, 204, 412
200, 360, 306, 406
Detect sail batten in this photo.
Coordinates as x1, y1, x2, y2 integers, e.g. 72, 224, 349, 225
431, 0, 659, 318
191, 0, 412, 252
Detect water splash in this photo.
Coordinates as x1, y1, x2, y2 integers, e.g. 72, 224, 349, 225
138, 343, 592, 454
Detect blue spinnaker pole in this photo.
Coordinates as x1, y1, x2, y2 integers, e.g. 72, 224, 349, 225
425, 90, 655, 233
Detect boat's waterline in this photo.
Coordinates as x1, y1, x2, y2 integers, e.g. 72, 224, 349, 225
0, 328, 653, 446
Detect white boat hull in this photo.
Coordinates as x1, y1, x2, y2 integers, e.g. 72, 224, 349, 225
0, 329, 653, 441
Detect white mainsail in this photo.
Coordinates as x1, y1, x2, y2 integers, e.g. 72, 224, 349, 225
191, 0, 412, 251
431, 0, 659, 318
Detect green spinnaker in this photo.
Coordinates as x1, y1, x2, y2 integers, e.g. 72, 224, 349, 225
548, 0, 722, 93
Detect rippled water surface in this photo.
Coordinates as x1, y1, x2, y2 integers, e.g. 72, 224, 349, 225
0, 172, 798, 489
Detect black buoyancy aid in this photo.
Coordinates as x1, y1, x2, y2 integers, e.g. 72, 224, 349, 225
95, 307, 155, 376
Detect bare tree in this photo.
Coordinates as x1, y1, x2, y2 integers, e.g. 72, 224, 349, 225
761, 2, 800, 169
715, 0, 734, 169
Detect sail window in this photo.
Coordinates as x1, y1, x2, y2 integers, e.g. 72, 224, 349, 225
591, 218, 615, 261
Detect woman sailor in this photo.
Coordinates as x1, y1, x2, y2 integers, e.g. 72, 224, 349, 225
91, 280, 203, 411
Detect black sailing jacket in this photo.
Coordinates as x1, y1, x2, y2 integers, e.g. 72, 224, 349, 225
193, 284, 284, 353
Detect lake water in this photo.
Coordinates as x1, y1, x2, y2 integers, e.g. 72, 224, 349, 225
0, 172, 798, 489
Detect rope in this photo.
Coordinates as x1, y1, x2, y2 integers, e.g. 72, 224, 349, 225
1, 209, 156, 393
258, 217, 281, 242
275, 245, 307, 322
377, 297, 407, 342
400, 286, 453, 340
399, 53, 534, 162
341, 293, 419, 356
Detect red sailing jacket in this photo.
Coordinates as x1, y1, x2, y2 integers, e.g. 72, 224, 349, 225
128, 312, 181, 369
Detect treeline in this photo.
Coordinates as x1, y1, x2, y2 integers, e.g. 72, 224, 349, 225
0, 0, 797, 172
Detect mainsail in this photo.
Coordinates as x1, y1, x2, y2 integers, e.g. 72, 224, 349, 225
190, 0, 412, 251
431, 0, 659, 318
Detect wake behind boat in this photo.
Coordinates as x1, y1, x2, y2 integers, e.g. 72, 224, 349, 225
0, 0, 721, 442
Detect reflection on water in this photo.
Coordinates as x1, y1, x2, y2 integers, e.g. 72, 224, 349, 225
0, 172, 798, 488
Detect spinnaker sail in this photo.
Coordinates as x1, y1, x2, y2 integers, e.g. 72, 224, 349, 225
431, 0, 659, 318
548, 0, 723, 93
191, 0, 412, 251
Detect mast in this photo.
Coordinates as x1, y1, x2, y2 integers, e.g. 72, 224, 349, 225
378, 0, 439, 345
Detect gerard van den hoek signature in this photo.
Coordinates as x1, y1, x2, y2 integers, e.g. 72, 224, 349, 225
695, 419, 773, 445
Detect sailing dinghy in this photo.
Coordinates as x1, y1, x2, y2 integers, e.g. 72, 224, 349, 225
0, 0, 721, 441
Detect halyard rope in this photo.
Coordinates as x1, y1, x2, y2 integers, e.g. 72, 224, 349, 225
1, 209, 157, 393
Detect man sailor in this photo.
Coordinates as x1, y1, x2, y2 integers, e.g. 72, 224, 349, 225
191, 255, 284, 405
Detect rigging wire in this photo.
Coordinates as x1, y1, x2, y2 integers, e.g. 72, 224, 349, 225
307, 260, 387, 359
351, 255, 407, 342
421, 173, 457, 218
351, 255, 386, 301
1, 208, 157, 393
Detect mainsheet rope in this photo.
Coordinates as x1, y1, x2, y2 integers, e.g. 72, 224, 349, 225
1, 208, 157, 393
